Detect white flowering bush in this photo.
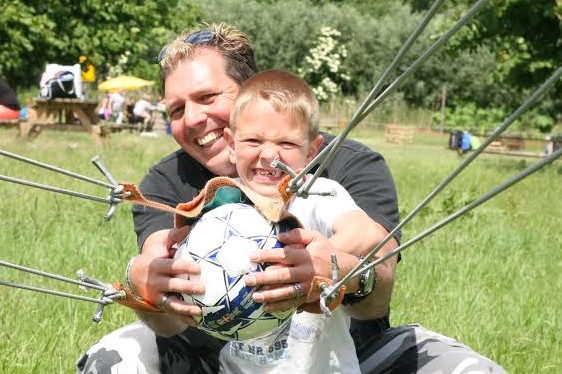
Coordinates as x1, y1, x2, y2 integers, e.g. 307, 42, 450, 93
106, 50, 131, 78
298, 27, 350, 102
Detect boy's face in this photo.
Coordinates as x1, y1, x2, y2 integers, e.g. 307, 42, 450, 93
224, 98, 323, 198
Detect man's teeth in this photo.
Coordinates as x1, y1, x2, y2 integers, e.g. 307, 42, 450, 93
197, 131, 222, 146
257, 170, 282, 177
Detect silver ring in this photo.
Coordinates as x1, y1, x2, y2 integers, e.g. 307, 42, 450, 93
293, 283, 304, 299
159, 294, 171, 310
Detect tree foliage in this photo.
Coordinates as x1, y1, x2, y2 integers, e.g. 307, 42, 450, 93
0, 0, 202, 91
197, 0, 561, 132
407, 0, 562, 89
2, 0, 560, 132
197, 0, 421, 97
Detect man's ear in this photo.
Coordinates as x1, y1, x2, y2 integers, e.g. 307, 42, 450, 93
307, 134, 324, 163
223, 127, 236, 164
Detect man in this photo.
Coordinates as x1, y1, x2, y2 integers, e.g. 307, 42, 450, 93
133, 93, 157, 131
78, 23, 505, 373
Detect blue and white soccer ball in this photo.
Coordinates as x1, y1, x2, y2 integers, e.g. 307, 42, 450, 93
174, 203, 295, 341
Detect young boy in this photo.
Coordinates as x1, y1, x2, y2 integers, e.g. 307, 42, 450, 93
222, 69, 383, 373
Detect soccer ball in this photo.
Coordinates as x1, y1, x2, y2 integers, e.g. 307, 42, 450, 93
174, 203, 296, 341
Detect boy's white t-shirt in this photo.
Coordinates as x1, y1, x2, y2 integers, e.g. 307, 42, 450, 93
220, 176, 362, 373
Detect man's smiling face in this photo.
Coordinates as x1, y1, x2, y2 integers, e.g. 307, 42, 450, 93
165, 48, 240, 176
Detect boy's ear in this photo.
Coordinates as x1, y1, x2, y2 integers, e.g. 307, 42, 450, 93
223, 127, 236, 163
307, 134, 324, 162
223, 127, 233, 146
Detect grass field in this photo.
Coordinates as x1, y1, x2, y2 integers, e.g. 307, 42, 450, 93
1, 128, 561, 373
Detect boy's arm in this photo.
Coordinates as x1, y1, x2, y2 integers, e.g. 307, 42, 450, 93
330, 210, 398, 319
246, 175, 397, 318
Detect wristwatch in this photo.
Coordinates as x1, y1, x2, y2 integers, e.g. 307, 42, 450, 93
342, 256, 377, 305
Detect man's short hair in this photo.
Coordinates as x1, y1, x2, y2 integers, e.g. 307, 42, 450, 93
230, 69, 320, 140
158, 23, 258, 90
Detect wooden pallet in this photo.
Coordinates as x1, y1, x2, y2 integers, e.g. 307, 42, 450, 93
384, 124, 415, 144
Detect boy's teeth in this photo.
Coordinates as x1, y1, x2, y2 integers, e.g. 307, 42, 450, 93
257, 170, 282, 177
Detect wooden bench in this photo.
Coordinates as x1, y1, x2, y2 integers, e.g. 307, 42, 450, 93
0, 119, 22, 129
320, 121, 342, 132
0, 119, 48, 139
1, 119, 32, 138
500, 136, 525, 151
107, 123, 141, 133
486, 141, 506, 152
384, 124, 415, 144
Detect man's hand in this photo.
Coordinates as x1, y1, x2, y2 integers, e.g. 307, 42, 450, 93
243, 228, 359, 312
129, 227, 207, 336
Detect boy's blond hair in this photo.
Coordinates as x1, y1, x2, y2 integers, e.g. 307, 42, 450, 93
230, 69, 320, 140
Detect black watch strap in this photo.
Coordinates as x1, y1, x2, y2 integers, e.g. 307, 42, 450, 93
342, 255, 377, 306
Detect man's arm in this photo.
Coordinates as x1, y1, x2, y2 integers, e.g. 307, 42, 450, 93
128, 152, 214, 336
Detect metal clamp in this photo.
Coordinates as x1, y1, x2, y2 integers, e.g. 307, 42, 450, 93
270, 158, 335, 198
91, 156, 124, 221
319, 254, 341, 317
77, 270, 125, 323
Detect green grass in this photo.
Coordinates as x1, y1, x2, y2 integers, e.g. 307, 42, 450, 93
1, 128, 561, 372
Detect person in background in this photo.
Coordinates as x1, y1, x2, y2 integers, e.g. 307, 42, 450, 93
97, 94, 111, 120
109, 90, 126, 125
0, 79, 21, 120
133, 93, 157, 131
78, 23, 506, 374
543, 135, 554, 156
124, 96, 138, 124
156, 95, 171, 134
459, 130, 472, 155
18, 97, 35, 120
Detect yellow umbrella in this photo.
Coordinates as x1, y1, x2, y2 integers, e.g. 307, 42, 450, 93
98, 75, 154, 92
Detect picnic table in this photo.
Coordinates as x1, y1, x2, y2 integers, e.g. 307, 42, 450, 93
19, 98, 105, 138
0, 119, 22, 129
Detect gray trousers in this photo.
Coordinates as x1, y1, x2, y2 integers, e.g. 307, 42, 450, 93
77, 321, 506, 373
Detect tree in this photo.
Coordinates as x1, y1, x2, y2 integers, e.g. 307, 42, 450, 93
197, 0, 421, 99
297, 27, 351, 102
404, 0, 562, 128
410, 0, 562, 89
125, 0, 559, 132
473, 0, 561, 90
0, 0, 202, 91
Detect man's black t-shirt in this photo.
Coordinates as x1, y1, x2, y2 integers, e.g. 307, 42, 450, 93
132, 133, 400, 366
